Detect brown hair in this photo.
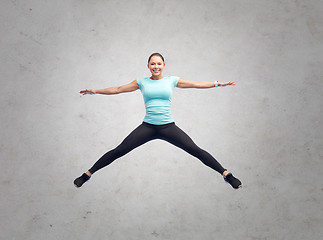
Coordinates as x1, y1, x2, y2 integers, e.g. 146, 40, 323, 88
148, 53, 165, 64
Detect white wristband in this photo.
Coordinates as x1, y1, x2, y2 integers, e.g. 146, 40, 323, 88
215, 81, 218, 87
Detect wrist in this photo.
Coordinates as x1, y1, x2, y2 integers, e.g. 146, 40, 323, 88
215, 81, 218, 87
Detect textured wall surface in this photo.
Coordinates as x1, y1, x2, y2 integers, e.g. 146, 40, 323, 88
1, 0, 322, 239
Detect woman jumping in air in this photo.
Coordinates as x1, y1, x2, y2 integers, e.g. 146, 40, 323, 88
74, 53, 242, 189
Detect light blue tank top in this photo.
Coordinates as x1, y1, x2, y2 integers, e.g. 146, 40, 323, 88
136, 76, 179, 125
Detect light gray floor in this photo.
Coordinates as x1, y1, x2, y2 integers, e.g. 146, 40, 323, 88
1, 0, 322, 239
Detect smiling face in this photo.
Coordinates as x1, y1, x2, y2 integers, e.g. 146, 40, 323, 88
148, 56, 165, 79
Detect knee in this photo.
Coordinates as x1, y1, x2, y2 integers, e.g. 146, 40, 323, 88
186, 146, 205, 158
112, 145, 129, 158
112, 147, 122, 158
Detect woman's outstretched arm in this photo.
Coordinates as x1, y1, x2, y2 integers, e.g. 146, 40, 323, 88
177, 78, 235, 88
80, 80, 139, 95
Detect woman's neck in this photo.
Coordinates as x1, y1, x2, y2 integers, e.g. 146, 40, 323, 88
150, 75, 164, 80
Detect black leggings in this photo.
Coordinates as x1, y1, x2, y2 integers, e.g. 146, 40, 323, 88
88, 122, 226, 175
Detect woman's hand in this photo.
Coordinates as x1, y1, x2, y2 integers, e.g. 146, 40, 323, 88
80, 89, 96, 95
219, 81, 235, 86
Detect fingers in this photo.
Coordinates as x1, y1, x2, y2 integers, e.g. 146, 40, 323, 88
221, 82, 235, 87
80, 89, 92, 95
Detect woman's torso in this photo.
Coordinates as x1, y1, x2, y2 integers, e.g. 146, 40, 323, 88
136, 76, 179, 125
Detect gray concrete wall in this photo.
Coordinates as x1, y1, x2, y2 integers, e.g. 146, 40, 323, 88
1, 0, 322, 239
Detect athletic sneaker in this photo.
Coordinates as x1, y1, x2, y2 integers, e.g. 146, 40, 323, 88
224, 173, 242, 189
74, 173, 90, 188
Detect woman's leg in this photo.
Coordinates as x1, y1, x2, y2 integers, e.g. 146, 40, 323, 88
159, 123, 227, 174
159, 123, 241, 188
88, 123, 156, 174
74, 123, 156, 187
